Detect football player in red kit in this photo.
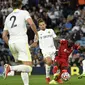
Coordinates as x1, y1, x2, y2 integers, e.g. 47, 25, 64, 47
50, 39, 80, 84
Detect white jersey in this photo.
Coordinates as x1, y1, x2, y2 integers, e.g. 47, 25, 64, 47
38, 29, 57, 52
4, 9, 31, 43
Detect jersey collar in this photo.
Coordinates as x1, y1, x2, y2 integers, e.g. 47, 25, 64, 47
13, 9, 20, 12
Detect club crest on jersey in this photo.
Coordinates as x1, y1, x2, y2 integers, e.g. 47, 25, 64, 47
48, 31, 50, 33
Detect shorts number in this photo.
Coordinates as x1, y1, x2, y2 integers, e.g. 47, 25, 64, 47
10, 16, 17, 28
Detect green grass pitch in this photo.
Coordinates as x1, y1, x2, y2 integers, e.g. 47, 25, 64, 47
0, 75, 85, 85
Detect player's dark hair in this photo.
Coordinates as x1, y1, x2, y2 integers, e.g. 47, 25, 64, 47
38, 18, 45, 25
12, 0, 22, 9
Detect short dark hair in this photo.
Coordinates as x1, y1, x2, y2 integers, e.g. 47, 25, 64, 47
12, 0, 22, 9
38, 18, 45, 25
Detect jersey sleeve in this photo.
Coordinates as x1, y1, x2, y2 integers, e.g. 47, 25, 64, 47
51, 29, 57, 38
24, 10, 31, 20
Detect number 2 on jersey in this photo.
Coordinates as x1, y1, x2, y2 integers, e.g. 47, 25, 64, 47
10, 16, 17, 28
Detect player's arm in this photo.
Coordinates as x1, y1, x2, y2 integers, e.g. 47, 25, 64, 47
54, 37, 60, 41
24, 10, 38, 40
30, 42, 38, 48
2, 19, 9, 45
30, 34, 39, 48
26, 18, 38, 40
2, 30, 9, 45
50, 29, 60, 41
26, 19, 39, 48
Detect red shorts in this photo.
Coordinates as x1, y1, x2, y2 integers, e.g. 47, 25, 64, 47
54, 56, 68, 69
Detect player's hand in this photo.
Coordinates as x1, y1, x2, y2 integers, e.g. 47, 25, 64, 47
34, 35, 39, 42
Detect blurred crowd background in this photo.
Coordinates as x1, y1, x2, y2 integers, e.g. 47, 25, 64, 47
0, 0, 85, 68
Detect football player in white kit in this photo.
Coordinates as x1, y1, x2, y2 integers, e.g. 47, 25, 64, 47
34, 18, 57, 83
2, 0, 38, 85
78, 59, 85, 79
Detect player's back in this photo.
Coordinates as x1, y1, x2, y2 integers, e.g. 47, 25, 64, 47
4, 9, 30, 43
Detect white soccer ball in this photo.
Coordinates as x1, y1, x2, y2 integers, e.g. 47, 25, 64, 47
61, 72, 70, 81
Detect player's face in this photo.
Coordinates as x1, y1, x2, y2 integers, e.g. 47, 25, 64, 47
39, 22, 46, 30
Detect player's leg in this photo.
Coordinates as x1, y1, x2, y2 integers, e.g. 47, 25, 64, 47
8, 62, 32, 72
45, 52, 57, 84
5, 62, 32, 85
42, 51, 52, 83
50, 66, 63, 84
44, 57, 52, 83
53, 66, 59, 80
54, 59, 69, 83
49, 62, 59, 85
21, 61, 32, 85
78, 59, 85, 79
4, 62, 32, 77
55, 67, 68, 84
4, 43, 18, 78
52, 57, 59, 80
57, 62, 69, 83
51, 57, 62, 83
4, 43, 32, 85
18, 43, 32, 85
5, 43, 32, 72
81, 59, 85, 75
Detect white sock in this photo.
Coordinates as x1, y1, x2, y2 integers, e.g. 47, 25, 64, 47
45, 64, 51, 78
21, 72, 29, 85
10, 65, 32, 72
82, 60, 85, 73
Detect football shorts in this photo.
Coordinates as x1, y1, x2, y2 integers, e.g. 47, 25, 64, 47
9, 42, 32, 62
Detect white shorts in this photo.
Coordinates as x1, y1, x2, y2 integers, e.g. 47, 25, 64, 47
41, 51, 56, 60
9, 42, 32, 62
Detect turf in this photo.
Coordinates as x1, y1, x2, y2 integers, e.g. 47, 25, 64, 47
0, 75, 85, 85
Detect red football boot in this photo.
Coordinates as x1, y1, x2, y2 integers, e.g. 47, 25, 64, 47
46, 77, 50, 84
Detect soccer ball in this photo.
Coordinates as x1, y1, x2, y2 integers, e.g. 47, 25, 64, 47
61, 72, 70, 81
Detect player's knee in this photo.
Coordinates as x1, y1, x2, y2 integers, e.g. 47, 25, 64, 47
46, 62, 52, 65
45, 57, 52, 65
22, 61, 32, 72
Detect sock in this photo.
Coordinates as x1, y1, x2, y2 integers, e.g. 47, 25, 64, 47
10, 65, 32, 72
45, 64, 51, 78
52, 66, 59, 80
21, 72, 29, 85
82, 60, 85, 73
52, 66, 58, 74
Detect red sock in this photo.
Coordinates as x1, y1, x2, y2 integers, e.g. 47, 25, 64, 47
52, 66, 58, 74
